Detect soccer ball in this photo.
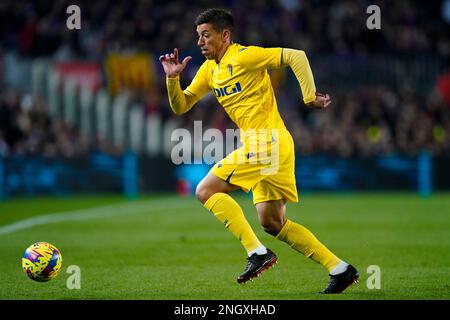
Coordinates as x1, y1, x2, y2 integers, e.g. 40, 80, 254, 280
22, 242, 63, 282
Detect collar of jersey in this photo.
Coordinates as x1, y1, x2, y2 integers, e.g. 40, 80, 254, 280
215, 43, 237, 67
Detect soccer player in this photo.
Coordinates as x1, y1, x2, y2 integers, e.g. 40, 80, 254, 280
159, 8, 359, 293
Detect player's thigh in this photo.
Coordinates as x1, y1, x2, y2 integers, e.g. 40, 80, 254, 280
210, 146, 267, 193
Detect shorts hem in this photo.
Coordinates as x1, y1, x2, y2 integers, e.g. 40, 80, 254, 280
210, 170, 253, 193
252, 195, 299, 205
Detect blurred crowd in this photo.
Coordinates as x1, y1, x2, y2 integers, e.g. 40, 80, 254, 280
0, 0, 449, 158
0, 89, 87, 157
286, 85, 450, 157
1, 0, 448, 60
2, 82, 448, 158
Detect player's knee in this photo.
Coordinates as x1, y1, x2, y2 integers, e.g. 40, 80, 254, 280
195, 184, 213, 204
261, 219, 283, 236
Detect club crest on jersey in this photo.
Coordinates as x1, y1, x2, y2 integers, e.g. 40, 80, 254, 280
214, 82, 242, 97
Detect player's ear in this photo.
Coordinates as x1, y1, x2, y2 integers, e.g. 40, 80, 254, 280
222, 29, 231, 42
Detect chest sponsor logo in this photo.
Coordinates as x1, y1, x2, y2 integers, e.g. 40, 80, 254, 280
214, 82, 242, 98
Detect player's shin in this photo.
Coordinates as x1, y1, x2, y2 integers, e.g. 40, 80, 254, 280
204, 192, 263, 255
276, 219, 341, 272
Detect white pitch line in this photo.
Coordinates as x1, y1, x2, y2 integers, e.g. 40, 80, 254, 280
0, 197, 196, 236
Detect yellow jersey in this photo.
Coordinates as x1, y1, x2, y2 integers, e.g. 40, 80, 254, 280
184, 43, 286, 137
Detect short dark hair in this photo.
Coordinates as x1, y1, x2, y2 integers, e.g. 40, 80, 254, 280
195, 8, 234, 33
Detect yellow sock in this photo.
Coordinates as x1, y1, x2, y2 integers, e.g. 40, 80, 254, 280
204, 193, 262, 254
276, 219, 341, 272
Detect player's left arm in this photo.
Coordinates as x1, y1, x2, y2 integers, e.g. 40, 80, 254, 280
282, 48, 331, 108
238, 46, 330, 108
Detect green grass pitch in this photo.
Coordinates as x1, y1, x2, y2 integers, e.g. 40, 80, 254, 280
0, 193, 449, 300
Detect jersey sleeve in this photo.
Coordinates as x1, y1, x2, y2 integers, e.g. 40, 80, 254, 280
237, 46, 283, 71
282, 49, 317, 104
184, 61, 211, 99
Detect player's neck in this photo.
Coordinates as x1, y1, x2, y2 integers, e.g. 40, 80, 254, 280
215, 42, 232, 63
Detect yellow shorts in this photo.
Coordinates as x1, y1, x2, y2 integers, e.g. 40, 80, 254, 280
210, 129, 298, 204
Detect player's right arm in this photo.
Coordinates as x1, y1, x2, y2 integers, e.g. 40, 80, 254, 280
159, 48, 210, 115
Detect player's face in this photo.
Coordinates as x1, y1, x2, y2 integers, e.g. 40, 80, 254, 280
196, 23, 227, 61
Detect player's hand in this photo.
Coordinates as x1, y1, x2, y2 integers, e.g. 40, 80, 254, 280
159, 48, 192, 78
307, 92, 331, 109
